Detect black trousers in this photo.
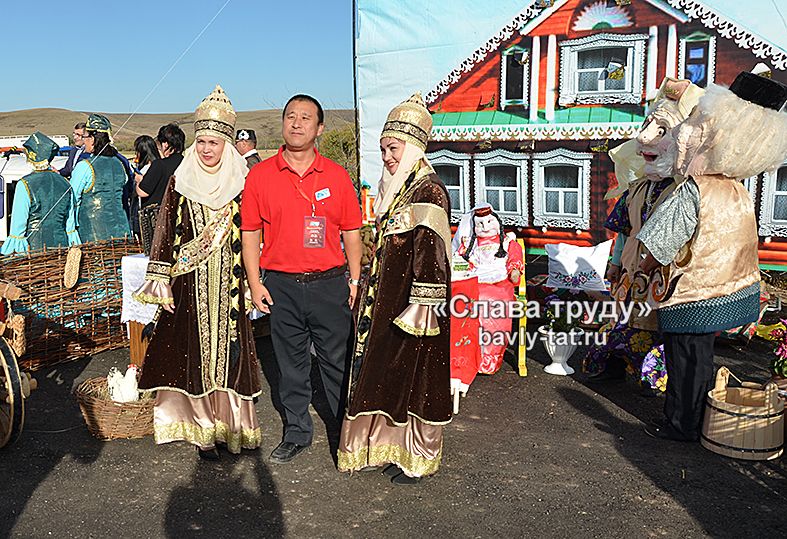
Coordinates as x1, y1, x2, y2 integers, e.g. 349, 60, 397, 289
264, 271, 351, 446
662, 332, 716, 441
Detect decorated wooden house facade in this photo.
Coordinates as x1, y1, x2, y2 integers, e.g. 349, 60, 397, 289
423, 0, 787, 268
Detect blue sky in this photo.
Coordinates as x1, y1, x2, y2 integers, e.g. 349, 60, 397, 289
3, 0, 784, 117
1, 0, 354, 112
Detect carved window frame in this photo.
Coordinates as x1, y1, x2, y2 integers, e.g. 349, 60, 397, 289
427, 149, 472, 223
532, 148, 592, 230
473, 149, 529, 226
759, 162, 787, 237
558, 33, 647, 106
678, 32, 716, 87
500, 45, 530, 110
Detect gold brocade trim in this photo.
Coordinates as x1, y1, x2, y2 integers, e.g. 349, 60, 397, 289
8, 234, 26, 240
144, 385, 261, 401
393, 317, 440, 337
154, 420, 261, 454
214, 231, 232, 388
132, 292, 174, 305
194, 119, 234, 140
171, 201, 233, 277
337, 443, 443, 478
191, 202, 213, 392
345, 409, 452, 428
382, 202, 452, 258
409, 282, 446, 305
146, 261, 172, 284
20, 179, 32, 201
84, 160, 96, 193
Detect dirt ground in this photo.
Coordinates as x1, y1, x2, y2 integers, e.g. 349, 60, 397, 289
1, 322, 785, 539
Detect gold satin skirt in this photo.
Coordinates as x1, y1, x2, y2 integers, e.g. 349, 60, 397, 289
337, 414, 443, 478
153, 390, 261, 454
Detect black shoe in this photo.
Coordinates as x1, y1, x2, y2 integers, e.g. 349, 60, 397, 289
638, 384, 664, 399
197, 446, 220, 461
269, 441, 310, 464
391, 472, 421, 485
643, 423, 697, 442
382, 464, 401, 477
588, 369, 625, 382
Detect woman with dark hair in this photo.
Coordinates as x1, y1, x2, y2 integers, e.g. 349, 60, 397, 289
129, 135, 161, 238
137, 123, 186, 208
67, 114, 130, 243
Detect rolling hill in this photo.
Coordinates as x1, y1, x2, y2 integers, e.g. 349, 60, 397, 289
0, 108, 355, 151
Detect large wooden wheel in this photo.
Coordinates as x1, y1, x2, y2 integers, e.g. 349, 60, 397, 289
0, 337, 24, 448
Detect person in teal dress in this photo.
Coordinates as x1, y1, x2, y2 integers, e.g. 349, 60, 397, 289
67, 114, 130, 243
1, 132, 78, 254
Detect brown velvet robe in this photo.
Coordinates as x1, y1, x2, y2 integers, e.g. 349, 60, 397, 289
137, 177, 261, 400
348, 171, 451, 424
338, 169, 451, 477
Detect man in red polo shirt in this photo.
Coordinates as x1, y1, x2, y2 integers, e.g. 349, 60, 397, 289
241, 94, 363, 464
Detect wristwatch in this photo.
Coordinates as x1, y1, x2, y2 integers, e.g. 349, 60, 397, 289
348, 278, 361, 286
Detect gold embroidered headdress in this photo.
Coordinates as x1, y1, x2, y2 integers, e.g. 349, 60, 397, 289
194, 85, 237, 144
380, 92, 432, 151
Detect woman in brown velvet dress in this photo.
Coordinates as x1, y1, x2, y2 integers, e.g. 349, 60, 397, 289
134, 86, 261, 460
337, 93, 452, 484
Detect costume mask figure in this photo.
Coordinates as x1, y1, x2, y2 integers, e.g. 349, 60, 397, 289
453, 204, 524, 375
584, 78, 703, 391
636, 71, 787, 442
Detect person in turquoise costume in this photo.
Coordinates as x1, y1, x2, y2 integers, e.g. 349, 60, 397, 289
67, 114, 130, 243
1, 132, 78, 254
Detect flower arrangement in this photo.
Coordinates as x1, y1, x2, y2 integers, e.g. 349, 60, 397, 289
768, 320, 787, 377
543, 294, 580, 334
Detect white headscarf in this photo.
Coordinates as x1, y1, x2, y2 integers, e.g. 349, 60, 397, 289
174, 142, 248, 210
373, 141, 425, 217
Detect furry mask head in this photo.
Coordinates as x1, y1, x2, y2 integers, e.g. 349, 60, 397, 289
674, 72, 787, 179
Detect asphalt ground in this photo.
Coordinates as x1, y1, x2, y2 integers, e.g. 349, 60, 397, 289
1, 318, 785, 539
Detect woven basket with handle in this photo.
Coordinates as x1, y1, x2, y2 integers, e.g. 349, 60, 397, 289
74, 377, 154, 440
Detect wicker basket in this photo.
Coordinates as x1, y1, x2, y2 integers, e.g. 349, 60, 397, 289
75, 377, 154, 440
701, 367, 784, 461
0, 239, 141, 371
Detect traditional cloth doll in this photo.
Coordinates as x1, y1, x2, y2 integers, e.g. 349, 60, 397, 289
638, 71, 787, 441
1, 132, 76, 254
452, 204, 524, 374
583, 78, 704, 392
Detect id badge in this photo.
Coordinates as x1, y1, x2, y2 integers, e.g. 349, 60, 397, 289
303, 216, 326, 248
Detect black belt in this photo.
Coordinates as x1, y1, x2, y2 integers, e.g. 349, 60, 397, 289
267, 265, 346, 283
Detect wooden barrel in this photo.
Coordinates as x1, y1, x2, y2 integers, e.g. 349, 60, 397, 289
701, 367, 784, 461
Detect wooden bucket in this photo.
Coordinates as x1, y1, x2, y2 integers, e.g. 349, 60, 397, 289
701, 367, 784, 461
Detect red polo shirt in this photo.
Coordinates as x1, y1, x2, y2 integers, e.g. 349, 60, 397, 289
241, 147, 362, 273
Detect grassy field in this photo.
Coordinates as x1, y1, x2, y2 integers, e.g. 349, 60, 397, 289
0, 108, 355, 151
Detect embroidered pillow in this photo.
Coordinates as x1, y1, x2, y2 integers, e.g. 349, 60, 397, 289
545, 240, 613, 291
